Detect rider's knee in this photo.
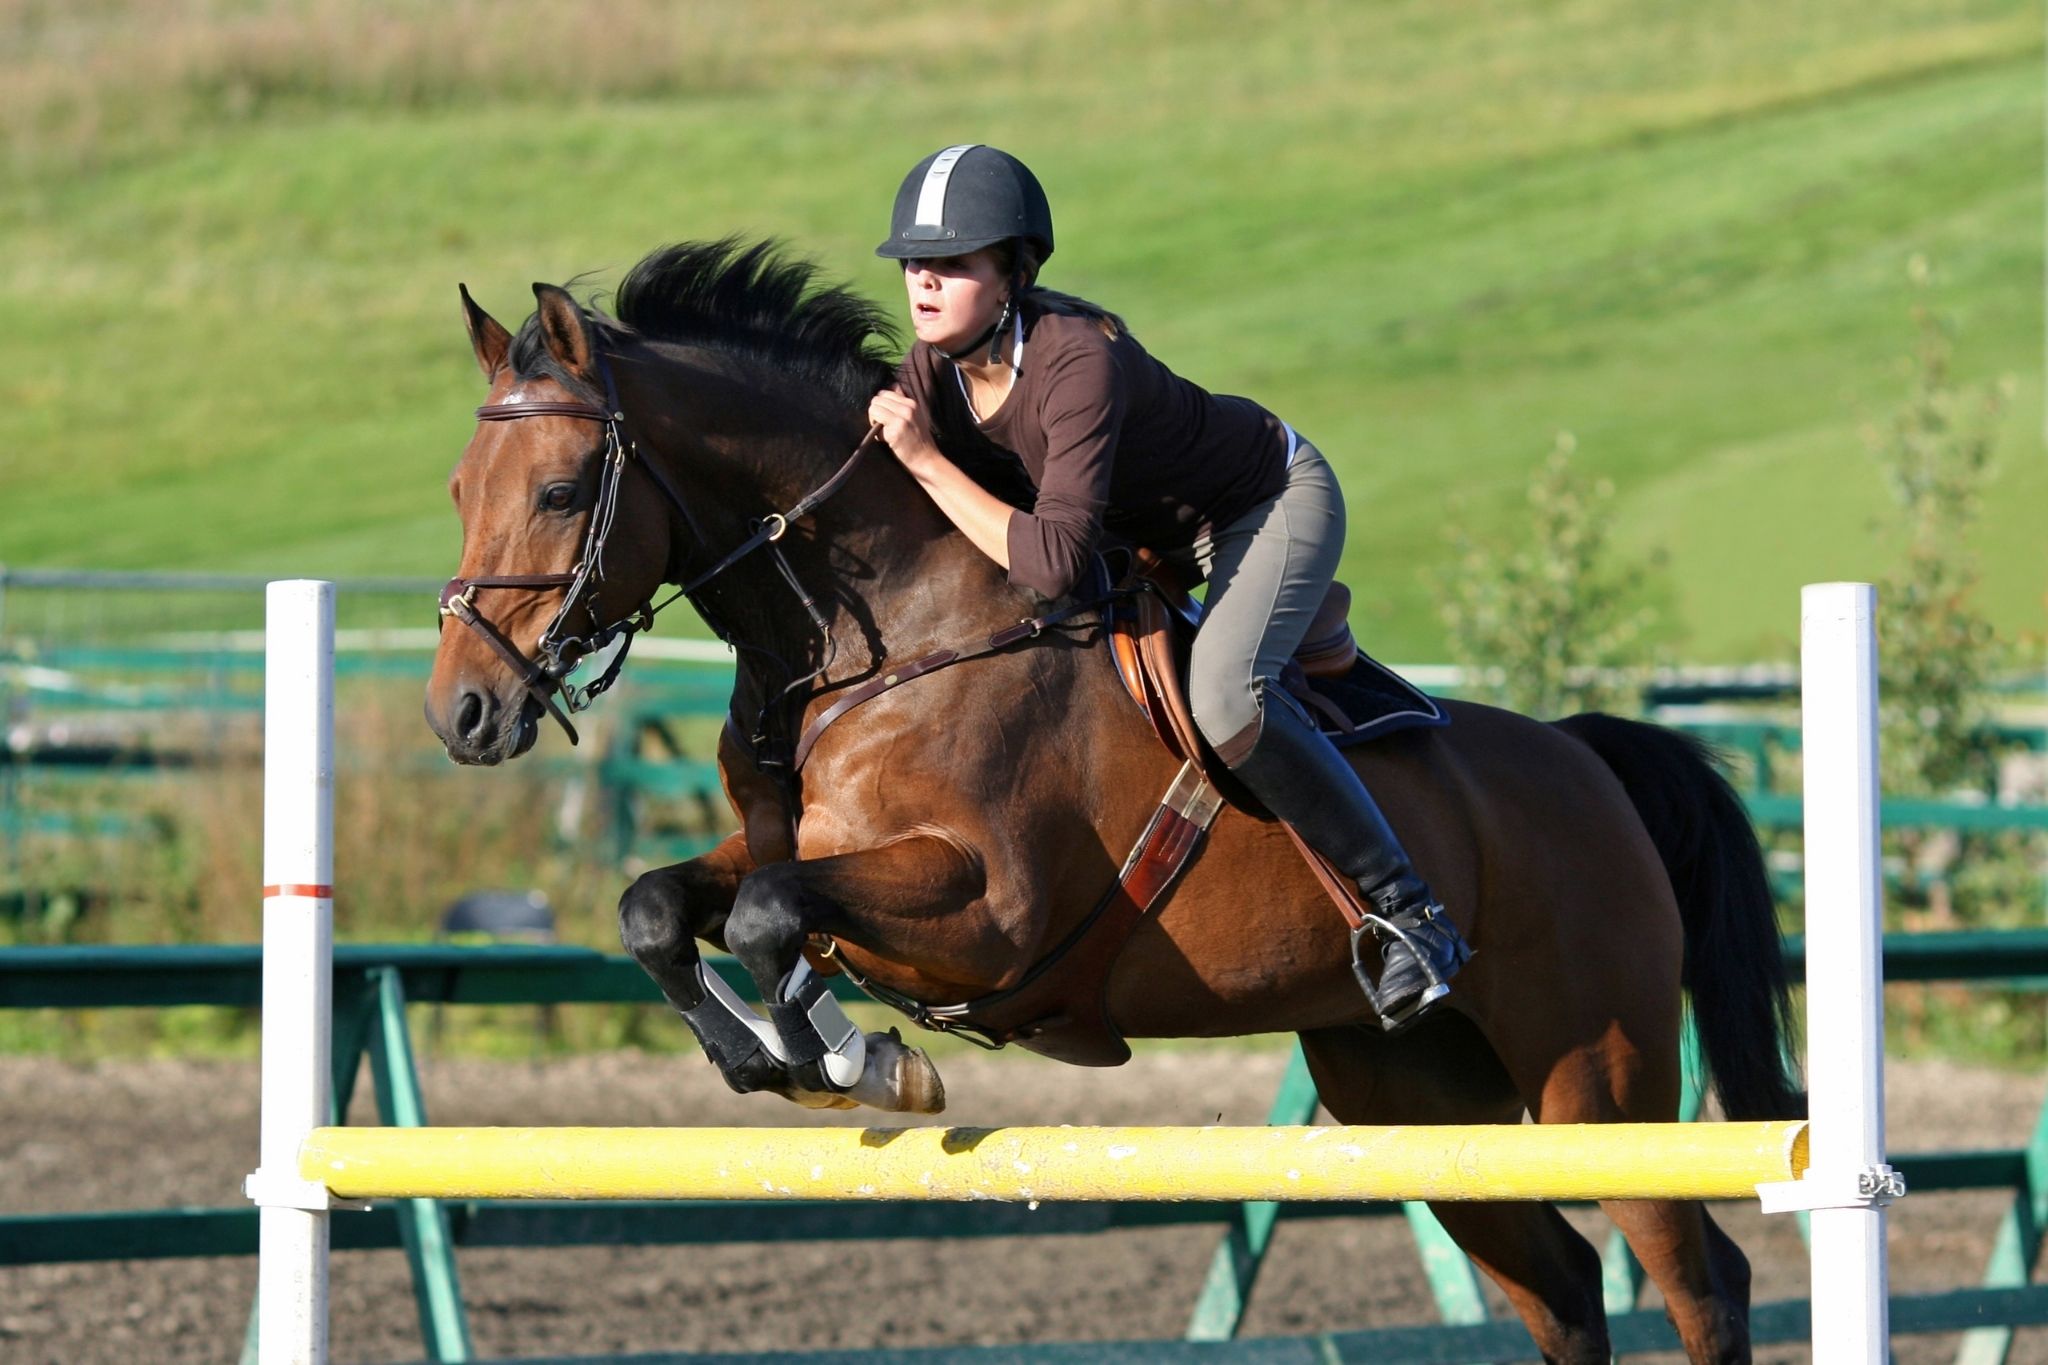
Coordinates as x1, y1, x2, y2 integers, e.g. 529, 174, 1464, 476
1189, 673, 1261, 753
1192, 670, 1317, 755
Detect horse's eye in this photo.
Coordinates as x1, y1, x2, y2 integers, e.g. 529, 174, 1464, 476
542, 483, 577, 512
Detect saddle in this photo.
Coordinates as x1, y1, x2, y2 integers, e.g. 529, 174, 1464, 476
1104, 552, 1448, 802
849, 553, 1449, 1069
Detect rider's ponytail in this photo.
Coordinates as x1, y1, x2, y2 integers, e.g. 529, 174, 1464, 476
996, 240, 1128, 341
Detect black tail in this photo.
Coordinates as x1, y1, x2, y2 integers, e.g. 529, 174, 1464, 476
1554, 712, 1804, 1121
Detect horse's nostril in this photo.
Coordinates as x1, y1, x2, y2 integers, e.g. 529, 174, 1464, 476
457, 688, 487, 742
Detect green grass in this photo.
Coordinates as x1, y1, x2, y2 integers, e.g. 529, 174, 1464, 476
1, 0, 2040, 659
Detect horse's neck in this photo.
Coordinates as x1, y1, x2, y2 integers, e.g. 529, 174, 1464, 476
718, 467, 1027, 699
635, 367, 1025, 713
624, 343, 1071, 757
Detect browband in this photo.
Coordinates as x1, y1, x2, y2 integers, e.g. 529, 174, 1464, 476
476, 400, 613, 422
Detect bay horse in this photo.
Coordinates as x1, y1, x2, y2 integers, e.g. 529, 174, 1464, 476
425, 239, 1799, 1364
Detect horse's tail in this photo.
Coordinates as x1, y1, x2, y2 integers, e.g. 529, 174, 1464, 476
1553, 712, 1805, 1121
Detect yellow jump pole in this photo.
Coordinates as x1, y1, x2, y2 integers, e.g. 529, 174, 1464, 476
301, 1121, 1807, 1204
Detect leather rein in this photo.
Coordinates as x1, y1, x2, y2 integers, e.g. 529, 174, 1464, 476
438, 345, 878, 747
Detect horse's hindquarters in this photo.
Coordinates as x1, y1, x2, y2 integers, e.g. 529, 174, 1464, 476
1108, 700, 1688, 1118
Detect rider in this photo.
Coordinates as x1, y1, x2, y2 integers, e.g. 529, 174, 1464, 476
865, 144, 1471, 1029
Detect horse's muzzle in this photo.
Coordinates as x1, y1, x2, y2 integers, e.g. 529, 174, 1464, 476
426, 680, 544, 766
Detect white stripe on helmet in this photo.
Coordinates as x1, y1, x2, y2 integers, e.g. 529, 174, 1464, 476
913, 144, 982, 227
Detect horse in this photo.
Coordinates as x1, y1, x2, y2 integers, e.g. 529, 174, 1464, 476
425, 238, 1800, 1364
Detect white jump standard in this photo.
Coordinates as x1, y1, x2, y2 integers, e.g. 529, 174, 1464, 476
249, 580, 1901, 1364
1760, 581, 1905, 1360
245, 580, 356, 1365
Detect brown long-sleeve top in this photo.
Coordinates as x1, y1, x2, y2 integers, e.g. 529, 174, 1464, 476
899, 304, 1291, 600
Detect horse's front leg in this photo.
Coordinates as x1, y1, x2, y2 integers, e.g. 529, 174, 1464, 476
725, 834, 975, 1114
618, 831, 856, 1109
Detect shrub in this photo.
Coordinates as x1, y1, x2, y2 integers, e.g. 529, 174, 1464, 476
1436, 432, 1663, 719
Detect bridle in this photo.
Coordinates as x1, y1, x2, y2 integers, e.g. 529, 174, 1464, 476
438, 340, 878, 747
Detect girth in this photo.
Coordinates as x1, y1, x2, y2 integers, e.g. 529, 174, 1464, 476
823, 759, 1224, 1066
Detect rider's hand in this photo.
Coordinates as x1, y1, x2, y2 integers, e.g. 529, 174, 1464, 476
868, 387, 941, 474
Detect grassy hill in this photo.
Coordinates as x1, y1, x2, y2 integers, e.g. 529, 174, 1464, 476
3, 0, 2040, 660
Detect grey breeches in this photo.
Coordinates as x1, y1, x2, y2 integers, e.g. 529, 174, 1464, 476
1181, 438, 1346, 764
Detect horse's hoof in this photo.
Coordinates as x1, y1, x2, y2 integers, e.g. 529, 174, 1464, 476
847, 1028, 947, 1114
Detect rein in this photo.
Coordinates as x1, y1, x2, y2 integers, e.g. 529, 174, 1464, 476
438, 342, 878, 747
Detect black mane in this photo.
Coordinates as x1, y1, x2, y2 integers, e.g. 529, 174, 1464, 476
508, 238, 900, 414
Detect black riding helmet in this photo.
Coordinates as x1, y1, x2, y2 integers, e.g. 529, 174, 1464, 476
875, 144, 1054, 263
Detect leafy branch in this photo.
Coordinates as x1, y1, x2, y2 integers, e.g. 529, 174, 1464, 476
1436, 432, 1662, 719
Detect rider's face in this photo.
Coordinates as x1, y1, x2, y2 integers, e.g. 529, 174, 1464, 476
901, 249, 1008, 355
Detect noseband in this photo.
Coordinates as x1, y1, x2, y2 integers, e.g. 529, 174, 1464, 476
438, 344, 878, 747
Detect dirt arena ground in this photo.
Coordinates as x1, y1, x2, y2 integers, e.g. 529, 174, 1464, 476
1, 1043, 2042, 1364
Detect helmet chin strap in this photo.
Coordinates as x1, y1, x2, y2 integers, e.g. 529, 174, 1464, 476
936, 316, 1000, 365
938, 277, 1024, 367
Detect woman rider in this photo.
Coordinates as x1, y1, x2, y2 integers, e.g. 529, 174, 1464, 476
864, 144, 1470, 1029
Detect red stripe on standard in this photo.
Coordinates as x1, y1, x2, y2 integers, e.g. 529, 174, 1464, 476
261, 884, 334, 899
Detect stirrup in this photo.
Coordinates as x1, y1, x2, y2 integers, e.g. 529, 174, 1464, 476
1349, 908, 1460, 1030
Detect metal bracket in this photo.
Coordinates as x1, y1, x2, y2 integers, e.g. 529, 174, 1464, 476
245, 1166, 370, 1213
1756, 1162, 1906, 1214
1160, 760, 1225, 830
437, 584, 479, 619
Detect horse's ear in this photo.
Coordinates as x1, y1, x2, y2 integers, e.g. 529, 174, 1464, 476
532, 283, 598, 386
459, 284, 511, 380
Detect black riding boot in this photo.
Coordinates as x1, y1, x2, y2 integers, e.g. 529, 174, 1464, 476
1226, 706, 1472, 1030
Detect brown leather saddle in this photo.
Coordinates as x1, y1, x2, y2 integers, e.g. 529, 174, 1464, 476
820, 553, 1449, 1068
1105, 553, 1447, 799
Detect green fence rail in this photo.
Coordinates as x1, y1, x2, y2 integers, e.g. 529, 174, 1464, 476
8, 689, 2045, 875
5, 934, 2048, 1363
4, 628, 2045, 1358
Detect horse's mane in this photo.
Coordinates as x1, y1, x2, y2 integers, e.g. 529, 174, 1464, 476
508, 238, 900, 414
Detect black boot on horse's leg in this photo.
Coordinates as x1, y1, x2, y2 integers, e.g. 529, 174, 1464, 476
1226, 704, 1472, 1030
617, 863, 816, 1100
726, 860, 947, 1113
